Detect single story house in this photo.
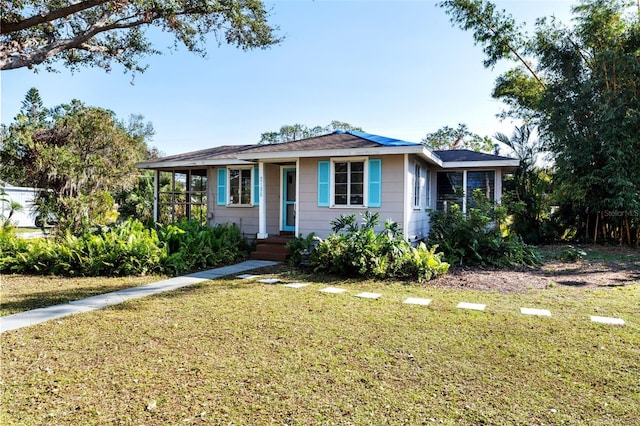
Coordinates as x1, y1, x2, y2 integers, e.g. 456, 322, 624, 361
136, 130, 518, 244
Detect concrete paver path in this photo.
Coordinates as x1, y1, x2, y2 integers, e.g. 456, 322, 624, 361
0, 260, 279, 334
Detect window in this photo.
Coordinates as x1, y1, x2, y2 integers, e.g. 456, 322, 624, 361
228, 168, 252, 206
334, 161, 364, 206
436, 171, 463, 211
158, 169, 208, 224
466, 171, 495, 209
436, 170, 496, 212
318, 159, 381, 208
413, 163, 424, 208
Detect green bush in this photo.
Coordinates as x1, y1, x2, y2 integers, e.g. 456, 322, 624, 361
310, 212, 449, 282
285, 232, 318, 266
427, 191, 541, 268
0, 219, 249, 277
157, 220, 249, 275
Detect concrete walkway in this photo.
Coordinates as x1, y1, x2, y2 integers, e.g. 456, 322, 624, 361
0, 260, 279, 334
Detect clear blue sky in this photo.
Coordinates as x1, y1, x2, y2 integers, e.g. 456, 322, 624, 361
1, 0, 574, 156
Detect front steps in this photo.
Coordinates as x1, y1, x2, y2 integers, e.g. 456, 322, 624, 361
249, 234, 293, 262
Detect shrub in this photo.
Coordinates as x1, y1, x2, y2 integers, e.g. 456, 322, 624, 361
0, 219, 249, 277
427, 191, 541, 268
310, 212, 449, 282
158, 220, 249, 275
285, 232, 318, 266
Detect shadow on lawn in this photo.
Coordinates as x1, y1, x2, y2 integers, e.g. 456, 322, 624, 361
0, 283, 137, 316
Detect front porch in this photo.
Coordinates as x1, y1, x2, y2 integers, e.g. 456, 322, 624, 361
249, 232, 294, 262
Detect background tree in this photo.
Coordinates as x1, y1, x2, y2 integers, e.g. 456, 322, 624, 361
1, 89, 154, 233
496, 125, 553, 243
440, 0, 640, 245
421, 123, 494, 152
1, 0, 282, 73
259, 120, 364, 144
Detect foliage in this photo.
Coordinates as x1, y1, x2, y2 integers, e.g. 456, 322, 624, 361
0, 219, 249, 277
158, 220, 249, 276
558, 245, 587, 262
496, 125, 556, 243
1, 89, 154, 234
0, 220, 165, 276
421, 123, 495, 152
259, 121, 364, 144
0, 184, 24, 228
427, 191, 541, 267
439, 0, 640, 245
310, 212, 449, 282
285, 232, 319, 266
1, 0, 282, 74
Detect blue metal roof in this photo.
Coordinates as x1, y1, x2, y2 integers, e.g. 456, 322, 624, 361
334, 130, 421, 147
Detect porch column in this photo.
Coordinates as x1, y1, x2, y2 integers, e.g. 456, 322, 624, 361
257, 162, 268, 239
153, 169, 159, 222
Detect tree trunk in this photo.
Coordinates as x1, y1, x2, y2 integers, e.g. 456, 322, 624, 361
625, 215, 631, 246
593, 212, 599, 244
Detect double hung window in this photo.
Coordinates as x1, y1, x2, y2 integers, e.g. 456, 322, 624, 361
334, 161, 364, 206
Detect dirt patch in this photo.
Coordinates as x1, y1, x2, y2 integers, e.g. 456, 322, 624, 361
429, 258, 640, 294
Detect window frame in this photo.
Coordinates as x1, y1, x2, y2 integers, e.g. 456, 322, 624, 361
435, 169, 496, 213
226, 166, 254, 207
413, 162, 425, 209
157, 169, 208, 224
330, 157, 368, 208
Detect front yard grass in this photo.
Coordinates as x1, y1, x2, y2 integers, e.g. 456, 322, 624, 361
1, 270, 638, 425
0, 274, 167, 316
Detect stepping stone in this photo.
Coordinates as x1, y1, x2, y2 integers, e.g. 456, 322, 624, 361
257, 278, 281, 284
457, 302, 486, 311
320, 287, 347, 294
283, 283, 309, 288
355, 292, 381, 299
590, 315, 625, 325
403, 297, 432, 306
521, 307, 552, 317
237, 274, 259, 280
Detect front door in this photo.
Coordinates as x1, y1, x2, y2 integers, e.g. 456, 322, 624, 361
282, 168, 296, 232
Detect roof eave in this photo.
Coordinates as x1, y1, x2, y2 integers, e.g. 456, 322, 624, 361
236, 145, 431, 161
136, 159, 254, 169
441, 160, 520, 168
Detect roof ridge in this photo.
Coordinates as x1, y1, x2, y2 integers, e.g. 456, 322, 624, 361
333, 130, 420, 147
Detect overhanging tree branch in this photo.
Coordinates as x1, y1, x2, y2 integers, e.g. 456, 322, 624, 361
1, 0, 282, 73
1, 0, 109, 34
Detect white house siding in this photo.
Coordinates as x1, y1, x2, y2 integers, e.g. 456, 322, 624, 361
1, 185, 38, 227
297, 155, 406, 239
208, 164, 280, 239
405, 155, 431, 242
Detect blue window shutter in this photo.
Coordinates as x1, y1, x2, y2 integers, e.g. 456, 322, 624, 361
368, 159, 382, 207
318, 161, 330, 207
217, 168, 227, 205
253, 166, 260, 205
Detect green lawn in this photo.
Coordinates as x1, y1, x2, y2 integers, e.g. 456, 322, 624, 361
0, 274, 167, 316
1, 269, 638, 425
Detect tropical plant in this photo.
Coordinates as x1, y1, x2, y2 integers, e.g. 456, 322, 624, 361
496, 125, 555, 243
0, 219, 249, 277
311, 212, 449, 282
439, 0, 640, 245
427, 190, 541, 267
